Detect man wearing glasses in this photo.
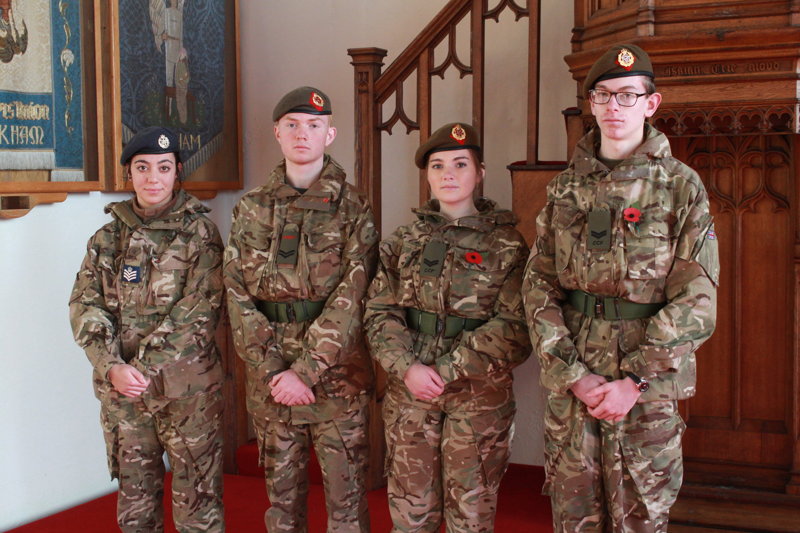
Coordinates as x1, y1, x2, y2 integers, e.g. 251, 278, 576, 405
523, 44, 719, 532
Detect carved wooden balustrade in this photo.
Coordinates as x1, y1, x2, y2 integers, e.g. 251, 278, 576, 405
348, 0, 541, 232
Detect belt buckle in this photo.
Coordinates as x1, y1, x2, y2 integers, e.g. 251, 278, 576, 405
285, 302, 296, 322
435, 316, 444, 335
594, 299, 604, 319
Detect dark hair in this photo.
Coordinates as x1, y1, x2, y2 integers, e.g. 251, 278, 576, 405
643, 77, 657, 94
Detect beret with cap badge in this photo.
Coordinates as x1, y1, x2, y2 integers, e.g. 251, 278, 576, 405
583, 43, 654, 94
414, 122, 482, 169
120, 126, 180, 166
272, 86, 332, 122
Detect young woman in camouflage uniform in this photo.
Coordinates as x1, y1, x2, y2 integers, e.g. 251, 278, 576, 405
365, 123, 531, 532
70, 127, 225, 532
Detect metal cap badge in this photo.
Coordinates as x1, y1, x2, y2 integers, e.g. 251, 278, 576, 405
414, 122, 482, 169
120, 126, 180, 166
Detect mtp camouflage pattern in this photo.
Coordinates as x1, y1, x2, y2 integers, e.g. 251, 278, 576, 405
224, 155, 378, 532
523, 124, 719, 532
70, 190, 225, 532
365, 197, 531, 532
103, 391, 225, 533
253, 405, 370, 533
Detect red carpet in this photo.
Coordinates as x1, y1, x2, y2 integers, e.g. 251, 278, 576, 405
9, 446, 552, 532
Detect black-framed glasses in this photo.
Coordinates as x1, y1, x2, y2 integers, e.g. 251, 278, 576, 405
589, 89, 649, 107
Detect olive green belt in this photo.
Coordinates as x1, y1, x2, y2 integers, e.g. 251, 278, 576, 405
406, 308, 486, 338
567, 289, 664, 321
255, 299, 325, 323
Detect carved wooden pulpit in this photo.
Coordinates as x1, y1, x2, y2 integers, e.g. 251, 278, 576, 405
512, 1, 800, 529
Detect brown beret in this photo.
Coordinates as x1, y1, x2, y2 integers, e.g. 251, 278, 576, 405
583, 44, 654, 94
272, 86, 332, 122
120, 126, 180, 166
414, 122, 482, 169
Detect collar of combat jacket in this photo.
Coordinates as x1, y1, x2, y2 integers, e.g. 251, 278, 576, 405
104, 190, 210, 230
572, 123, 673, 180
263, 155, 346, 210
412, 196, 517, 233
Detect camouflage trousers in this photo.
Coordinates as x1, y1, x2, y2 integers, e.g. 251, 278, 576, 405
253, 405, 371, 533
100, 390, 225, 533
544, 393, 685, 533
382, 391, 515, 533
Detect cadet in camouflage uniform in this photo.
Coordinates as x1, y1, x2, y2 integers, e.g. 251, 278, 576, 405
522, 44, 719, 532
365, 123, 531, 533
69, 126, 225, 532
223, 86, 378, 533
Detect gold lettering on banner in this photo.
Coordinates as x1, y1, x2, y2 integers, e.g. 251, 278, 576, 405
14, 102, 51, 121
0, 101, 52, 121
9, 125, 46, 145
0, 103, 14, 119
180, 133, 201, 151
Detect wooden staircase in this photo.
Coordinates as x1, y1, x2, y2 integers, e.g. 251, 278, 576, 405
347, 0, 543, 233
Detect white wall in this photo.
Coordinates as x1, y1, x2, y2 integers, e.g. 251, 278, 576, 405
0, 1, 573, 528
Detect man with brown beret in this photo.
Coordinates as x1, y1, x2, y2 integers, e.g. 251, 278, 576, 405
224, 86, 378, 532
523, 44, 719, 531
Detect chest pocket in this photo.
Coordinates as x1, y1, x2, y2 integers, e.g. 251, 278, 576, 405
624, 207, 672, 279
145, 246, 192, 315
304, 220, 345, 294
451, 245, 508, 315
552, 203, 585, 274
237, 224, 274, 296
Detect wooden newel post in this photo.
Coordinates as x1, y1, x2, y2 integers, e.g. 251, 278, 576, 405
348, 47, 389, 491
348, 47, 388, 234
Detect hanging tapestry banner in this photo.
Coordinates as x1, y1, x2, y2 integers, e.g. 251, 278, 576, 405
0, 0, 85, 181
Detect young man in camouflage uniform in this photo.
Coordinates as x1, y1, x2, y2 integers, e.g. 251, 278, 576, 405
224, 86, 378, 532
523, 44, 719, 532
365, 123, 531, 532
70, 126, 225, 532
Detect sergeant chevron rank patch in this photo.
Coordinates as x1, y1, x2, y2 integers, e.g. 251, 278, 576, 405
122, 265, 141, 283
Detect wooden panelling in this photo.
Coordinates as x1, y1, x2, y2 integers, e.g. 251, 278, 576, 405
555, 0, 800, 526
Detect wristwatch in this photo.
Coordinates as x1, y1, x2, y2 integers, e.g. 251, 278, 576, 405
626, 372, 650, 393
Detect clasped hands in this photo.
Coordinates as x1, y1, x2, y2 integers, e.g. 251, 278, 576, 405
109, 363, 150, 398
270, 369, 315, 406
403, 362, 445, 401
570, 373, 642, 423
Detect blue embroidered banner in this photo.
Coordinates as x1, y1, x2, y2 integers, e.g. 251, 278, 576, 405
0, 0, 84, 180
119, 0, 226, 177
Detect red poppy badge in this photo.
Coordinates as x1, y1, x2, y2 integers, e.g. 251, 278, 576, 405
465, 251, 483, 264
623, 206, 641, 223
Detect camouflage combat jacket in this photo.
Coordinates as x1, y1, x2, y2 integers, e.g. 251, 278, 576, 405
523, 124, 719, 400
365, 198, 531, 408
224, 156, 378, 423
69, 190, 224, 404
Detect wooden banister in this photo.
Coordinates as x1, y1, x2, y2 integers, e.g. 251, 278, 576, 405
349, 0, 538, 232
